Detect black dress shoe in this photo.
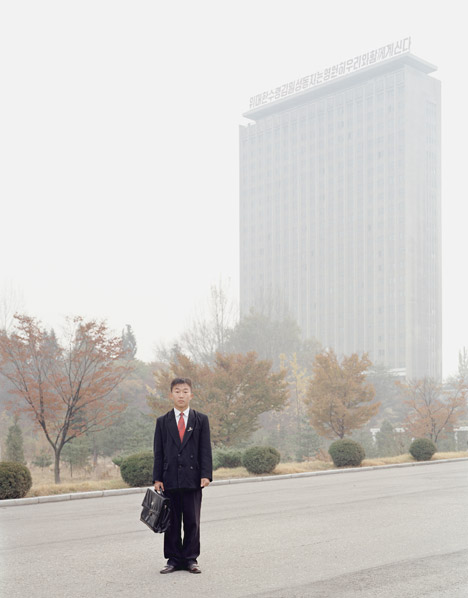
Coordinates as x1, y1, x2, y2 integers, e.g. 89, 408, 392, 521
160, 565, 177, 574
187, 563, 201, 574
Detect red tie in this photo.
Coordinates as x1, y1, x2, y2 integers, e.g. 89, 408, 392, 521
178, 412, 185, 442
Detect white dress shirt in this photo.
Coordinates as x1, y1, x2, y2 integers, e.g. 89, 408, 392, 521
174, 407, 190, 427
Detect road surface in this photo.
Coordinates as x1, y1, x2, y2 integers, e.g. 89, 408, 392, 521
1, 461, 467, 597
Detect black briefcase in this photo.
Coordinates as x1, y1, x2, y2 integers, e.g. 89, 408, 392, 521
140, 488, 171, 533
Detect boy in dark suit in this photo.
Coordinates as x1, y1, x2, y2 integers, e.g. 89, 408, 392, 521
153, 377, 212, 574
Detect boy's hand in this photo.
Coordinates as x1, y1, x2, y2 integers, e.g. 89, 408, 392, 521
154, 481, 164, 492
201, 478, 210, 488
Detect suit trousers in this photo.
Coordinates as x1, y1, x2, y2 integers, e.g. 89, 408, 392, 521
164, 488, 202, 566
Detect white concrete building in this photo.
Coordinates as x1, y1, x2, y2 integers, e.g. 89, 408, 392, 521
240, 49, 441, 379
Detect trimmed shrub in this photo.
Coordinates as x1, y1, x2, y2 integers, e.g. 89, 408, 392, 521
328, 438, 365, 467
119, 451, 153, 487
0, 462, 33, 500
212, 452, 220, 471
409, 438, 437, 461
242, 446, 281, 475
112, 456, 124, 467
213, 449, 243, 470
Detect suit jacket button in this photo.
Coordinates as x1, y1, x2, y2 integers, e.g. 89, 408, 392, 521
178, 454, 181, 457
190, 466, 193, 470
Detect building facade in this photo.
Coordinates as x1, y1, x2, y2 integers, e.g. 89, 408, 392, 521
239, 52, 441, 379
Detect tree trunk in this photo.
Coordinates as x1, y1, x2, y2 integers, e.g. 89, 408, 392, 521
54, 450, 61, 484
93, 437, 98, 469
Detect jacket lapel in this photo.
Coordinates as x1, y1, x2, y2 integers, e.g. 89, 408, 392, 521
180, 409, 196, 451
166, 411, 180, 447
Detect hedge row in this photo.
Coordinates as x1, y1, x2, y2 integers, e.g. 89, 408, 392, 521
0, 436, 439, 498
115, 436, 439, 487
115, 445, 283, 487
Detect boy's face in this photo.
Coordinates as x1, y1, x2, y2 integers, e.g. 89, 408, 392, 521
170, 383, 193, 412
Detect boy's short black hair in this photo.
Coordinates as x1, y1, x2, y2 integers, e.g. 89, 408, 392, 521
170, 377, 193, 391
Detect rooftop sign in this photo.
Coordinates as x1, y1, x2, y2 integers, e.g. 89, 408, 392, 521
248, 37, 412, 111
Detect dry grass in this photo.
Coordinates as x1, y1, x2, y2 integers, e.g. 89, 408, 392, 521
362, 454, 413, 467
28, 478, 127, 497
26, 458, 127, 497
274, 460, 333, 474
25, 452, 468, 496
363, 451, 468, 467
214, 451, 468, 480
432, 451, 468, 460
213, 466, 256, 479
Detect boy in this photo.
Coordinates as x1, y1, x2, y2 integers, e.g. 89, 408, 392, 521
153, 377, 212, 574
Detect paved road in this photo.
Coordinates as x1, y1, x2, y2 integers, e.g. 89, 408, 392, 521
1, 461, 467, 598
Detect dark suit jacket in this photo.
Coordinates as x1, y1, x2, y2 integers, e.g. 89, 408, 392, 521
153, 409, 213, 490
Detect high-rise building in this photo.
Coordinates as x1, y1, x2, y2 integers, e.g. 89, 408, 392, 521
239, 43, 441, 379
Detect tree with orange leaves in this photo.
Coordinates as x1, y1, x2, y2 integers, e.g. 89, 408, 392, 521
400, 377, 467, 443
148, 351, 288, 446
305, 350, 379, 439
0, 315, 132, 482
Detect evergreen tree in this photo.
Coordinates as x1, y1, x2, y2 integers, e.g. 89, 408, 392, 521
351, 427, 378, 458
32, 449, 53, 470
375, 420, 400, 457
122, 324, 137, 359
93, 407, 155, 458
227, 311, 301, 369
61, 437, 91, 477
366, 364, 405, 424
6, 417, 26, 463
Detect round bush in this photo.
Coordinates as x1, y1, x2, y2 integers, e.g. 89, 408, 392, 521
0, 461, 33, 500
242, 446, 281, 475
328, 439, 365, 467
212, 452, 221, 471
266, 446, 281, 465
120, 451, 153, 487
409, 438, 437, 461
213, 449, 243, 470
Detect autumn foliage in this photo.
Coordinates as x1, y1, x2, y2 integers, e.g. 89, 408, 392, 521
148, 351, 288, 446
305, 350, 379, 439
0, 315, 132, 482
400, 378, 467, 443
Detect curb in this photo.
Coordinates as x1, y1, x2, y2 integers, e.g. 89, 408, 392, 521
1, 457, 467, 508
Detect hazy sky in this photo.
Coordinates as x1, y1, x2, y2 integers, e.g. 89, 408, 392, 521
0, 1, 466, 377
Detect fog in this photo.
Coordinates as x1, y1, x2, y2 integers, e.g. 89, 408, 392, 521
0, 0, 466, 377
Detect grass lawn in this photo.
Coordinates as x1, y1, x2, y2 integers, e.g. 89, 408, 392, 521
24, 451, 468, 497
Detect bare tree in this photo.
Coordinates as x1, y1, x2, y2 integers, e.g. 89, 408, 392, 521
458, 347, 468, 386
0, 282, 24, 332
400, 377, 467, 443
156, 279, 236, 365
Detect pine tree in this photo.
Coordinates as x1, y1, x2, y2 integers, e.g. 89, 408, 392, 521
32, 449, 53, 470
122, 324, 137, 359
6, 417, 26, 464
375, 420, 400, 457
61, 437, 91, 477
